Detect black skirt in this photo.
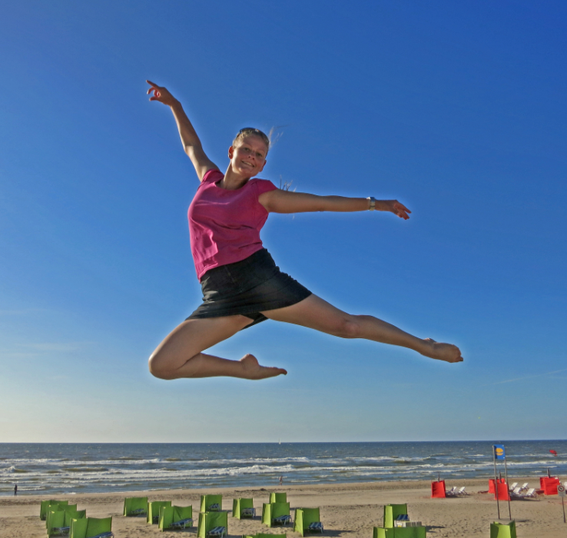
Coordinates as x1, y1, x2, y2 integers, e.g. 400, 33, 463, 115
186, 249, 312, 327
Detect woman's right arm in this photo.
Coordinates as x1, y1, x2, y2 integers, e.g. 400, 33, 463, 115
147, 80, 219, 181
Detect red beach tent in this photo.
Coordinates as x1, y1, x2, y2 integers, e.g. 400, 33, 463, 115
431, 480, 446, 498
540, 476, 560, 495
488, 478, 506, 494
495, 481, 511, 501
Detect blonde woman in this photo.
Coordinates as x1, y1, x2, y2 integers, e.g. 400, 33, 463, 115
146, 80, 463, 382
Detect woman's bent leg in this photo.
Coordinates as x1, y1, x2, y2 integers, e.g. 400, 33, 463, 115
262, 294, 462, 363
149, 316, 287, 380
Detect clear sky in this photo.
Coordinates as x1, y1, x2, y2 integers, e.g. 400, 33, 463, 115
1, 1, 566, 443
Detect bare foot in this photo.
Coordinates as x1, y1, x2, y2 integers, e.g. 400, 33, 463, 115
421, 338, 463, 363
239, 354, 287, 380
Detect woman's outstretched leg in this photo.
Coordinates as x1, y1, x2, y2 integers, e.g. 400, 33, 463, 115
263, 294, 463, 363
149, 316, 287, 380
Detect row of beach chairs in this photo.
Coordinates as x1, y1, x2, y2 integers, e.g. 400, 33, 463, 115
123, 492, 324, 535
39, 491, 531, 538
434, 480, 540, 500
39, 500, 113, 538
430, 480, 470, 499
372, 504, 515, 537
499, 477, 566, 499
375, 504, 520, 538
445, 486, 468, 497
509, 485, 537, 499
40, 496, 424, 538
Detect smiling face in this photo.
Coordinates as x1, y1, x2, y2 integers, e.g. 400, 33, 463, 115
228, 134, 268, 178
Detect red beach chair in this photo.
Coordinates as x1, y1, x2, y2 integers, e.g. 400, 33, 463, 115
495, 481, 510, 501
431, 480, 446, 498
488, 478, 506, 494
541, 477, 560, 495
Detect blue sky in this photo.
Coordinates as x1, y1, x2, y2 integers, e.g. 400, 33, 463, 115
1, 1, 566, 443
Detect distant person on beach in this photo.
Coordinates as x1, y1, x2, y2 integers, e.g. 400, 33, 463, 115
279, 475, 283, 486
146, 80, 463, 381
14, 484, 17, 496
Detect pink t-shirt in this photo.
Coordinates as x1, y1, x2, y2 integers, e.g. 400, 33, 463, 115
188, 169, 278, 280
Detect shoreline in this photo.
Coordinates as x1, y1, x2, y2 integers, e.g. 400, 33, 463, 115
1, 477, 495, 500
2, 477, 565, 538
3, 473, 560, 499
1, 478, 496, 498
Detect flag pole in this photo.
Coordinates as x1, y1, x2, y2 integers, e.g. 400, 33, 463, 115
503, 450, 512, 520
493, 446, 501, 520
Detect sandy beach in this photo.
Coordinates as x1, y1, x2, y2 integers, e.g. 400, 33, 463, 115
2, 478, 566, 538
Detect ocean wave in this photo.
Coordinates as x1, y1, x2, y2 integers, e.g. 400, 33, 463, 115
2, 441, 565, 496
63, 467, 109, 473
197, 456, 310, 466
0, 466, 30, 474
1, 466, 17, 474
348, 456, 401, 462
0, 460, 517, 485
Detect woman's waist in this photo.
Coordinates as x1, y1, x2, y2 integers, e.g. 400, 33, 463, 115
199, 248, 279, 295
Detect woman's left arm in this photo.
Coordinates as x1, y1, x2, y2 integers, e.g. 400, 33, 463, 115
259, 189, 411, 220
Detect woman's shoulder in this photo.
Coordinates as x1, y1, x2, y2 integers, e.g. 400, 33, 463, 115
251, 177, 277, 194
202, 168, 224, 184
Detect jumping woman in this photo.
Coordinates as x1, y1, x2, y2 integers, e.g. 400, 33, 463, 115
146, 80, 463, 381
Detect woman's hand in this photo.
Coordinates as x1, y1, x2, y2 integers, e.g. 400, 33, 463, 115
378, 200, 411, 220
146, 80, 178, 107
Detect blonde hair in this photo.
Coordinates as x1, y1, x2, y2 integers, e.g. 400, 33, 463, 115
232, 127, 271, 152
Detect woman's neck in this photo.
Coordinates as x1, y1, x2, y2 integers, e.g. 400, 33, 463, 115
220, 166, 251, 190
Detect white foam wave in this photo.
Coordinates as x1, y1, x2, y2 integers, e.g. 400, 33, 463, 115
2, 441, 566, 496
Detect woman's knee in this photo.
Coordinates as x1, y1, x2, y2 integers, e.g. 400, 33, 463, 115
148, 352, 175, 380
147, 319, 211, 380
148, 349, 197, 380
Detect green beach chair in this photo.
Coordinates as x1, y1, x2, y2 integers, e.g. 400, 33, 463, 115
123, 496, 148, 517
47, 508, 86, 536
383, 505, 408, 529
373, 527, 426, 538
159, 505, 193, 531
269, 492, 287, 503
147, 501, 172, 524
69, 516, 113, 538
294, 508, 323, 536
262, 502, 292, 527
41, 500, 69, 520
233, 498, 256, 519
46, 504, 77, 529
46, 505, 84, 530
490, 520, 517, 538
47, 511, 70, 537
200, 494, 223, 512
197, 510, 228, 538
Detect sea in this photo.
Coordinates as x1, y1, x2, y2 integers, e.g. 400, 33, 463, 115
1, 441, 565, 496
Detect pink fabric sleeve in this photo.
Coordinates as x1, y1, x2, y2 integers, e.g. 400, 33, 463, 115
201, 168, 223, 184
254, 179, 278, 196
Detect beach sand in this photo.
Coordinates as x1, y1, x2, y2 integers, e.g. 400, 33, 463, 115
2, 478, 565, 538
